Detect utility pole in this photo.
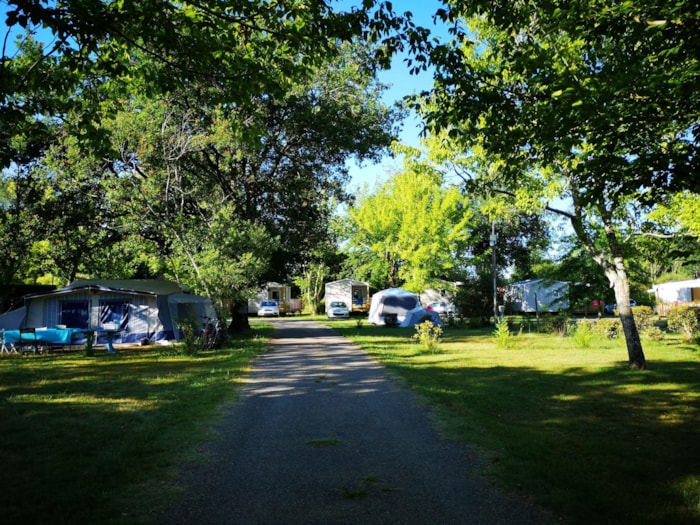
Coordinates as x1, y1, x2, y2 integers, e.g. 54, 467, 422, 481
490, 221, 498, 324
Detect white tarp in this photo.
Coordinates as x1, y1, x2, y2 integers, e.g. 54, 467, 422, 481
400, 306, 444, 328
368, 288, 419, 325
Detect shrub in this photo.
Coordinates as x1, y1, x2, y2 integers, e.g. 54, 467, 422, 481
177, 316, 200, 356
667, 306, 700, 343
632, 306, 657, 332
642, 326, 666, 341
493, 318, 513, 349
594, 318, 622, 339
571, 320, 593, 348
542, 312, 570, 336
83, 330, 95, 357
412, 320, 443, 353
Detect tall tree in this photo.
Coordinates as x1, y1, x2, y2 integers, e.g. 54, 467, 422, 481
105, 41, 397, 330
412, 2, 700, 368
346, 146, 473, 292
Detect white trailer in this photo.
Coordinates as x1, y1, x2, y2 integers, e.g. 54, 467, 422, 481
324, 279, 370, 314
505, 279, 569, 313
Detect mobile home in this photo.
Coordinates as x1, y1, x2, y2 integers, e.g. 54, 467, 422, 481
505, 279, 569, 314
248, 282, 293, 315
324, 279, 370, 314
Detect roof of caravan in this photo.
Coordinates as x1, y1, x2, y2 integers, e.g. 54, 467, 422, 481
326, 279, 369, 286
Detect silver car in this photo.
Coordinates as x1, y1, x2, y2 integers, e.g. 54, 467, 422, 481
257, 300, 280, 317
327, 301, 350, 319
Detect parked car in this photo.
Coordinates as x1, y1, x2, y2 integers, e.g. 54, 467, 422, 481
604, 299, 636, 314
257, 300, 280, 317
426, 302, 456, 317
327, 301, 350, 319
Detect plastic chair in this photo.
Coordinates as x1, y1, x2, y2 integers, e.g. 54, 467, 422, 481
18, 327, 38, 355
0, 329, 16, 354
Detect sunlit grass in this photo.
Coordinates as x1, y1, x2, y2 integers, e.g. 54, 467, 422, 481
326, 319, 700, 525
0, 326, 272, 525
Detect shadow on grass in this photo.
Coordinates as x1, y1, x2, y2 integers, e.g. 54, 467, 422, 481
0, 327, 272, 525
333, 324, 700, 525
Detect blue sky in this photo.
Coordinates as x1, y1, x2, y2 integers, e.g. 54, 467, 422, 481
346, 0, 446, 191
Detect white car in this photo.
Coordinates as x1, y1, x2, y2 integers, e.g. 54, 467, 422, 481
427, 302, 456, 317
327, 301, 350, 319
257, 300, 280, 317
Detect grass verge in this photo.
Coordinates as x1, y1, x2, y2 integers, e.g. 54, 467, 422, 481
327, 320, 700, 525
0, 326, 272, 525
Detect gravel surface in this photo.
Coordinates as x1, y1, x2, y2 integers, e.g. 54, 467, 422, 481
154, 320, 553, 525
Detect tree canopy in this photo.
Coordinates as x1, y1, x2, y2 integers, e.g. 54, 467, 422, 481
405, 1, 700, 368
1, 4, 402, 329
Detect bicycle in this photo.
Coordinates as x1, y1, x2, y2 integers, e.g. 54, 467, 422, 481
198, 317, 224, 349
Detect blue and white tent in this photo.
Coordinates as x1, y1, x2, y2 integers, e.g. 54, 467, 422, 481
367, 288, 420, 326
20, 279, 216, 345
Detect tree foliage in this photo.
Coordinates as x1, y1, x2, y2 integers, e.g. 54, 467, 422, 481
345, 145, 473, 292
407, 2, 700, 368
1, 7, 400, 335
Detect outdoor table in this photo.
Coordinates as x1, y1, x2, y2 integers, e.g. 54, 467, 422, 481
95, 328, 122, 354
3, 328, 83, 353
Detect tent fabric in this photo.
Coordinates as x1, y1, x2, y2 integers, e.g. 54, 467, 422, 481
0, 306, 25, 330
368, 288, 419, 326
400, 306, 444, 328
21, 280, 214, 345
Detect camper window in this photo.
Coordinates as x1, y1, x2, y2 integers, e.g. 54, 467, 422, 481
99, 300, 129, 328
60, 300, 89, 329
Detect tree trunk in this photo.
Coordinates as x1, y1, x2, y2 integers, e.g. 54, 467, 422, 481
565, 191, 646, 370
609, 262, 646, 370
228, 300, 250, 333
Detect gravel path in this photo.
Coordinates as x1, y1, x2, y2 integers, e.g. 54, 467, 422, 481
154, 320, 552, 525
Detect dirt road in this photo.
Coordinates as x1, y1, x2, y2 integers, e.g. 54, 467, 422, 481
154, 320, 551, 524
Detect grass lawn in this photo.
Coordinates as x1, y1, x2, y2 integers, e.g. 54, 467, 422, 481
4, 315, 699, 525
324, 318, 700, 525
0, 326, 273, 525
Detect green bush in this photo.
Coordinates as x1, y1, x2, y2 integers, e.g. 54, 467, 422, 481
642, 326, 666, 341
594, 318, 622, 339
177, 316, 200, 356
667, 306, 700, 343
493, 318, 513, 349
542, 312, 570, 336
83, 330, 95, 357
571, 320, 593, 348
412, 320, 443, 353
632, 305, 657, 332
